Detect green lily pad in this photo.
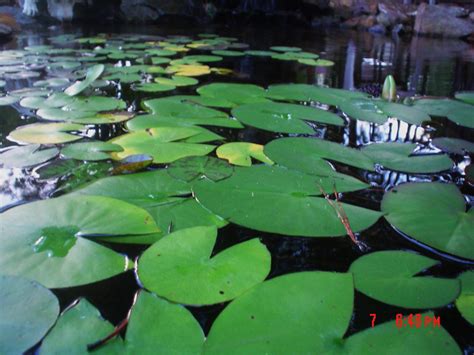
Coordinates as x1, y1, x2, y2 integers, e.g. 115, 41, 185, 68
65, 64, 104, 96
0, 275, 59, 355
163, 94, 234, 108
204, 272, 353, 354
0, 144, 59, 168
62, 142, 123, 161
382, 182, 474, 260
432, 137, 474, 155
138, 226, 271, 305
38, 108, 133, 124
244, 50, 277, 57
456, 271, 474, 325
211, 50, 244, 57
266, 84, 367, 106
197, 83, 269, 106
265, 138, 452, 174
74, 169, 227, 237
144, 49, 177, 56
62, 96, 127, 112
232, 102, 344, 134
103, 73, 142, 84
132, 82, 176, 92
0, 95, 19, 106
40, 299, 123, 354
376, 101, 431, 125
124, 291, 205, 354
340, 98, 388, 124
8, 123, 84, 144
270, 46, 302, 52
299, 58, 335, 67
180, 55, 223, 63
168, 156, 233, 182
34, 78, 70, 88
0, 195, 160, 288
455, 91, 474, 105
193, 165, 380, 237
154, 75, 198, 87
412, 98, 474, 129
349, 251, 460, 308
216, 142, 273, 166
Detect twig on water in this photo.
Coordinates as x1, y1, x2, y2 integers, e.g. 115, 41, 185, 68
318, 183, 366, 251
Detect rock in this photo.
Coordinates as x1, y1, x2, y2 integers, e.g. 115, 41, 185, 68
414, 3, 474, 38
470, 12, 474, 22
329, 0, 378, 18
376, 1, 409, 28
311, 15, 339, 27
0, 23, 12, 40
369, 24, 386, 34
120, 0, 195, 23
0, 5, 36, 25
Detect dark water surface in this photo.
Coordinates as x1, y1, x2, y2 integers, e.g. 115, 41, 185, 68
1, 24, 473, 353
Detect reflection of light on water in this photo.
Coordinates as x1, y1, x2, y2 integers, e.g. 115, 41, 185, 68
355, 118, 426, 146
362, 58, 392, 67
0, 168, 56, 210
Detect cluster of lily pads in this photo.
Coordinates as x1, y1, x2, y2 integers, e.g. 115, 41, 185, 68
0, 32, 473, 354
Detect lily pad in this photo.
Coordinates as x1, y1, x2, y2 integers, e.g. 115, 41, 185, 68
0, 275, 59, 355
62, 142, 123, 161
432, 137, 474, 155
193, 165, 381, 237
138, 226, 271, 305
168, 156, 233, 182
0, 144, 59, 168
0, 195, 160, 287
266, 84, 367, 106
244, 50, 277, 57
103, 73, 142, 84
211, 50, 244, 57
412, 98, 474, 129
455, 91, 474, 105
8, 122, 84, 144
154, 75, 198, 87
40, 299, 123, 354
216, 142, 273, 166
456, 271, 474, 325
65, 64, 104, 96
232, 102, 344, 134
74, 169, 227, 237
204, 272, 353, 354
382, 182, 474, 260
0, 95, 19, 106
349, 251, 460, 308
197, 83, 269, 106
133, 82, 176, 92
340, 98, 388, 124
62, 96, 127, 112
270, 46, 302, 52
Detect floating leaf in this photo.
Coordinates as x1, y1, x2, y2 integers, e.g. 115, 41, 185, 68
74, 170, 226, 237
197, 83, 269, 106
194, 165, 380, 237
180, 55, 223, 63
0, 95, 19, 106
64, 64, 104, 96
270, 46, 302, 52
112, 154, 153, 174
217, 142, 273, 166
375, 101, 431, 125
154, 75, 198, 87
168, 156, 233, 182
8, 123, 84, 144
340, 98, 388, 124
266, 84, 367, 106
133, 82, 176, 92
412, 98, 474, 129
40, 299, 123, 354
211, 50, 244, 57
232, 102, 344, 134
204, 272, 353, 354
0, 275, 59, 355
0, 144, 59, 168
0, 195, 160, 287
382, 182, 474, 260
456, 271, 474, 325
349, 251, 460, 308
61, 142, 123, 161
244, 50, 277, 57
138, 226, 271, 305
168, 64, 211, 77
62, 96, 127, 112
432, 137, 474, 155
455, 91, 474, 105
103, 73, 142, 84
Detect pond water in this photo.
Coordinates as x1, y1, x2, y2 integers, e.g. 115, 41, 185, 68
0, 24, 473, 354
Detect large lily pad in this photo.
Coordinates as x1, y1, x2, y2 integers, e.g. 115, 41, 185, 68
61, 141, 123, 161
412, 98, 474, 129
456, 271, 474, 325
168, 156, 233, 182
0, 195, 160, 288
0, 144, 59, 168
216, 142, 274, 166
266, 84, 367, 106
74, 170, 227, 236
65, 64, 104, 96
197, 83, 269, 106
232, 102, 344, 134
0, 275, 59, 354
138, 226, 271, 305
204, 272, 353, 354
194, 165, 381, 237
40, 299, 123, 354
382, 182, 474, 260
8, 122, 84, 144
350, 251, 460, 308
455, 91, 474, 105
432, 137, 474, 155
109, 127, 216, 164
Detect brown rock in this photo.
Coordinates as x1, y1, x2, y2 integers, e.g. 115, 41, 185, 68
415, 3, 474, 38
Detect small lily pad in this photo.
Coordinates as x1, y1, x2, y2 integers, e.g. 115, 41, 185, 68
349, 251, 460, 308
62, 142, 123, 161
168, 156, 233, 182
138, 226, 271, 305
64, 64, 104, 96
